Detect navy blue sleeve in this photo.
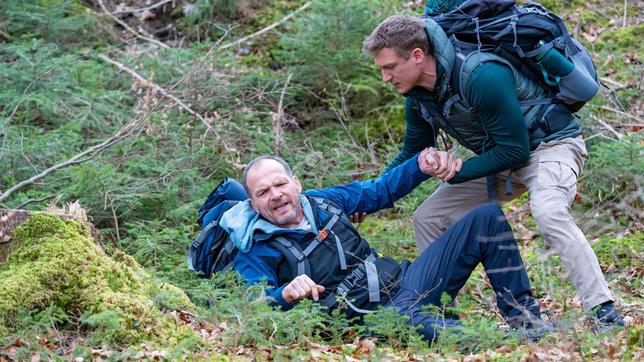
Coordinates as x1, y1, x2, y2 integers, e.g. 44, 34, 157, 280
306, 154, 429, 215
233, 244, 294, 310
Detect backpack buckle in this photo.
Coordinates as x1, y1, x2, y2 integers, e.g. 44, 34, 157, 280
316, 229, 329, 242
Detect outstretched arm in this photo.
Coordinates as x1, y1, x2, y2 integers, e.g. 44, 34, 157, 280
306, 152, 432, 215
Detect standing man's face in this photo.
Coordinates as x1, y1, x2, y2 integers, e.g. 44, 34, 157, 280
374, 47, 424, 94
246, 160, 304, 228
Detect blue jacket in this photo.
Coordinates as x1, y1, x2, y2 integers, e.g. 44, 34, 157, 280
220, 155, 428, 309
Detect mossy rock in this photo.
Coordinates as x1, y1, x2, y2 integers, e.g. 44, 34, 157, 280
0, 213, 200, 347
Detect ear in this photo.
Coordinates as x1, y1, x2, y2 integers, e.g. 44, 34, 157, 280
250, 198, 259, 213
410, 48, 425, 64
293, 176, 303, 193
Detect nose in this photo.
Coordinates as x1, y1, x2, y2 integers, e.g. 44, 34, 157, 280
381, 69, 392, 83
268, 187, 281, 200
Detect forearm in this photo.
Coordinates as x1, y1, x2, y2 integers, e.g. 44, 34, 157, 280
307, 154, 429, 215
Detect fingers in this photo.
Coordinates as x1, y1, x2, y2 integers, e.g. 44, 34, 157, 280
282, 275, 325, 303
435, 151, 449, 175
348, 212, 367, 224
418, 149, 463, 181
418, 148, 440, 175
438, 155, 463, 181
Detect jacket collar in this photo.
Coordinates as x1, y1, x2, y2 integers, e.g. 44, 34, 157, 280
220, 194, 319, 252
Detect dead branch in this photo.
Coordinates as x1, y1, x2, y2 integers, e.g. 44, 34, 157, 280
601, 105, 644, 124
219, 1, 312, 51
623, 0, 628, 28
273, 73, 292, 156
16, 194, 58, 209
590, 115, 625, 140
98, 54, 217, 136
97, 0, 169, 49
0, 119, 142, 203
1, 33, 234, 205
112, 0, 174, 14
600, 77, 627, 89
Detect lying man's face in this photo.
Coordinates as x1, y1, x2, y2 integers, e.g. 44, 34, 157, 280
246, 159, 304, 228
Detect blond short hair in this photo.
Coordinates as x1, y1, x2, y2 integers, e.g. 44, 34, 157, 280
363, 15, 431, 58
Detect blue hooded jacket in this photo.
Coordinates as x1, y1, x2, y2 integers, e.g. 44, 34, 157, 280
220, 155, 429, 309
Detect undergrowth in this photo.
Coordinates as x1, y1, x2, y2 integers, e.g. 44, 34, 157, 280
0, 0, 642, 359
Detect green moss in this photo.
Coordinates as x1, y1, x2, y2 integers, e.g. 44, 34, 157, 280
627, 324, 643, 347
598, 24, 644, 51
0, 214, 199, 347
592, 232, 643, 268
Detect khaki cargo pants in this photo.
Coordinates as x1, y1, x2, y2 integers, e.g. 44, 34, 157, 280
413, 136, 613, 310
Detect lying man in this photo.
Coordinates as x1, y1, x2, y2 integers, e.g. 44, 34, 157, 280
220, 152, 545, 342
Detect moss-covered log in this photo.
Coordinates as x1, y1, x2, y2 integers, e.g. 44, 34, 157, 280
0, 210, 200, 347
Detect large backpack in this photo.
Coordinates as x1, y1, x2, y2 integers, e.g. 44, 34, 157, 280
187, 178, 248, 278
429, 0, 599, 112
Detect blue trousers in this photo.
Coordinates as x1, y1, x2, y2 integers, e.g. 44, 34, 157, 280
386, 203, 538, 342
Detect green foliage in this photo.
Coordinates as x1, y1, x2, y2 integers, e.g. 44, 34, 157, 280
206, 272, 338, 346
0, 214, 199, 347
275, 0, 401, 120
597, 24, 644, 51
0, 0, 107, 47
361, 307, 426, 349
593, 233, 643, 268
581, 136, 643, 205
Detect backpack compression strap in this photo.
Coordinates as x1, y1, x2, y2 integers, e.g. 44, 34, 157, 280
187, 220, 219, 271
320, 253, 380, 313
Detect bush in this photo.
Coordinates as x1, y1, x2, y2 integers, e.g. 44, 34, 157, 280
275, 0, 401, 121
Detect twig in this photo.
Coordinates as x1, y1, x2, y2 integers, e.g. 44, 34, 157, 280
273, 73, 292, 156
97, 0, 169, 49
113, 0, 174, 14
601, 105, 643, 124
219, 1, 312, 51
98, 54, 216, 137
1, 33, 233, 204
623, 0, 628, 28
16, 194, 58, 209
590, 115, 624, 140
600, 77, 626, 89
0, 119, 142, 203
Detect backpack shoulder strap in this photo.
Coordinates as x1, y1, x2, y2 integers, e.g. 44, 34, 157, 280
457, 51, 554, 108
270, 236, 311, 277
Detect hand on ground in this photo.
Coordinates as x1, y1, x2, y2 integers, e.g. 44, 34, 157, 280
348, 212, 367, 224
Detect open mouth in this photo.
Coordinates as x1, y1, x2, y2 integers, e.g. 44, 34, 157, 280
273, 202, 289, 213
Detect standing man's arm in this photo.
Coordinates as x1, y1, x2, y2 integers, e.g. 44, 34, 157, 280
448, 62, 531, 184
384, 97, 437, 173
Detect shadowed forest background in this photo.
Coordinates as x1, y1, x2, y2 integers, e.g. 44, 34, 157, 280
0, 0, 642, 360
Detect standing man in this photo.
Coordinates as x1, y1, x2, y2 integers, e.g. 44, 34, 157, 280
362, 13, 623, 330
221, 153, 546, 343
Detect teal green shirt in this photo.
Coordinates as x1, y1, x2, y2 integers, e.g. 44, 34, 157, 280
386, 56, 572, 184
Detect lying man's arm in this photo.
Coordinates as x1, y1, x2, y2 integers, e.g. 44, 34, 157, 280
306, 152, 431, 215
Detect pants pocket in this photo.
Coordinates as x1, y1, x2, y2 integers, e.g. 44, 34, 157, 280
536, 161, 578, 203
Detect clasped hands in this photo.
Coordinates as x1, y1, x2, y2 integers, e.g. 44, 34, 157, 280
418, 147, 462, 181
